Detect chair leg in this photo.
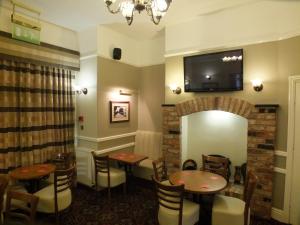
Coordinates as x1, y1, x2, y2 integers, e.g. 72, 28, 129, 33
55, 211, 60, 225
108, 186, 111, 202
123, 182, 127, 195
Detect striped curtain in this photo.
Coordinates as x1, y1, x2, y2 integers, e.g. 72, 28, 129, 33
0, 59, 75, 172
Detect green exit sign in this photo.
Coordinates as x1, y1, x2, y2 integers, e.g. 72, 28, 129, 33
12, 23, 40, 45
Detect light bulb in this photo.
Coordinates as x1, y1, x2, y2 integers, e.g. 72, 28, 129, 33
155, 0, 168, 11
251, 79, 262, 87
120, 1, 134, 18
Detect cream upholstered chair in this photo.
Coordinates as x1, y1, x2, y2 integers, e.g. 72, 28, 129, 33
34, 166, 74, 225
152, 157, 170, 185
212, 171, 258, 225
92, 152, 126, 200
153, 176, 199, 225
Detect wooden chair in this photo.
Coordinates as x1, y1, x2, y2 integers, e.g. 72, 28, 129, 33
34, 166, 74, 225
92, 152, 126, 201
152, 176, 199, 225
182, 159, 197, 170
152, 157, 169, 185
212, 171, 258, 225
4, 190, 39, 225
202, 155, 230, 180
47, 152, 77, 186
51, 152, 76, 170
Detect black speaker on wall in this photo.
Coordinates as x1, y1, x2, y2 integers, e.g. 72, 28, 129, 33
113, 48, 122, 60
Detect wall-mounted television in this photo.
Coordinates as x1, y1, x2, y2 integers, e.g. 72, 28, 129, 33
184, 49, 243, 92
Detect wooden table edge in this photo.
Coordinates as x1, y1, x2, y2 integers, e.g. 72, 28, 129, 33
169, 171, 228, 195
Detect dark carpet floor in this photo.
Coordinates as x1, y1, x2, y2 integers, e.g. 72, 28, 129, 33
35, 178, 288, 225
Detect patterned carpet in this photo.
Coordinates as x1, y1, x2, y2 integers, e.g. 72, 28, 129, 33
35, 178, 288, 225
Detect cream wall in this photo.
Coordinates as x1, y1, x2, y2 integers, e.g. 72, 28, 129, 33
165, 1, 300, 56
98, 57, 140, 138
165, 36, 300, 212
181, 111, 248, 181
0, 5, 78, 51
76, 57, 98, 138
138, 64, 165, 132
165, 36, 300, 151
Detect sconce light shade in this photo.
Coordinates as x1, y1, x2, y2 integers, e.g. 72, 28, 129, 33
252, 79, 263, 92
169, 84, 182, 95
81, 88, 88, 95
119, 90, 132, 96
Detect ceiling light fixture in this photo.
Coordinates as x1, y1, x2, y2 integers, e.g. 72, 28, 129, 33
103, 0, 172, 25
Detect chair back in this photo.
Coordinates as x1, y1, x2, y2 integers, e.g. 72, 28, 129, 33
182, 159, 197, 170
152, 157, 168, 182
91, 152, 110, 188
202, 155, 229, 179
54, 166, 74, 215
243, 171, 258, 225
152, 176, 184, 225
52, 152, 75, 170
0, 176, 8, 214
5, 190, 39, 225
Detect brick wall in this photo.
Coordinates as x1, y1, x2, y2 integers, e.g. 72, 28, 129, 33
162, 96, 278, 218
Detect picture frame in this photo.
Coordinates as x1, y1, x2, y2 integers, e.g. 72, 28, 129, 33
110, 101, 130, 123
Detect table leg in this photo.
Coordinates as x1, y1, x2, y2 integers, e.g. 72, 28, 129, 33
198, 194, 215, 225
25, 179, 41, 193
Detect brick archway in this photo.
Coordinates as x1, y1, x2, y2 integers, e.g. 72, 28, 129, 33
162, 96, 278, 219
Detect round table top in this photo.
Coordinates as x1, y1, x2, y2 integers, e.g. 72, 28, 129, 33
169, 170, 228, 194
10, 164, 56, 180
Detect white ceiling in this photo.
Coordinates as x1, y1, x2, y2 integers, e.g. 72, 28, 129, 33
2, 0, 296, 40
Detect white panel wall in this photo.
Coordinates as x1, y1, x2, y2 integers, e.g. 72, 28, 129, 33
181, 110, 248, 180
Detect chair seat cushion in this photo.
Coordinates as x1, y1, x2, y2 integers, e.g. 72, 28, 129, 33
34, 184, 72, 213
161, 180, 171, 185
158, 199, 199, 225
212, 195, 248, 225
97, 167, 126, 188
138, 159, 153, 169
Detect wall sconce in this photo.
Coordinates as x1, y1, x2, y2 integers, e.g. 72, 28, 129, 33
252, 79, 263, 92
119, 90, 132, 96
169, 84, 182, 95
74, 85, 88, 95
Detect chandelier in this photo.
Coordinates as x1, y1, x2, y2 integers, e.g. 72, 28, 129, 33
104, 0, 172, 25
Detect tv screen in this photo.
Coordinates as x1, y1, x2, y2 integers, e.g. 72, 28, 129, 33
184, 49, 243, 92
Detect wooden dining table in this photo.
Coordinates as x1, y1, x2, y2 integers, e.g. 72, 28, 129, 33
10, 164, 56, 193
169, 170, 228, 225
109, 152, 148, 175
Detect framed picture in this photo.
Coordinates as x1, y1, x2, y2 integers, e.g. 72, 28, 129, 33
110, 101, 130, 123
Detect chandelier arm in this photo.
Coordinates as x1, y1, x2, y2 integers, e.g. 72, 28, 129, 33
126, 8, 134, 25
106, 4, 120, 14
148, 6, 161, 25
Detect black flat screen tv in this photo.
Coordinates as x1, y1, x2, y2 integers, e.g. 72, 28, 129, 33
184, 49, 243, 92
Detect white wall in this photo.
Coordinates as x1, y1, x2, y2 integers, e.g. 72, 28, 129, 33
0, 5, 78, 51
181, 110, 248, 181
96, 25, 165, 67
165, 1, 300, 56
97, 25, 139, 66
137, 36, 165, 67
78, 26, 98, 56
